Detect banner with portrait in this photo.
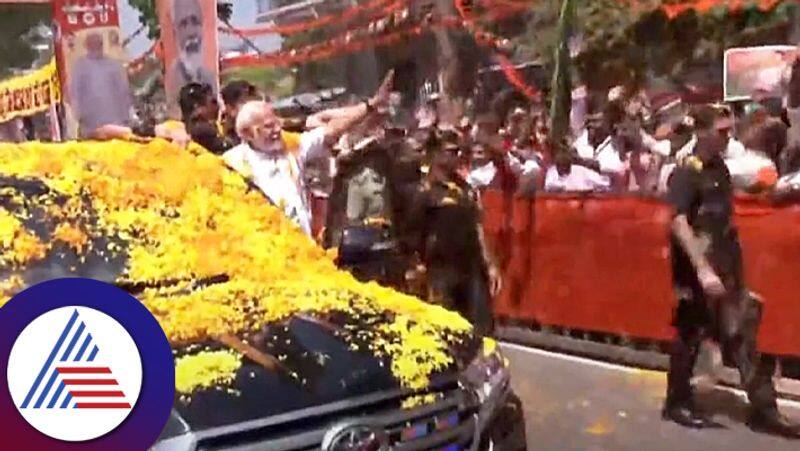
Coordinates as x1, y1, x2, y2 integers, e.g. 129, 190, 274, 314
0, 59, 61, 124
724, 45, 797, 102
157, 0, 219, 119
52, 0, 133, 138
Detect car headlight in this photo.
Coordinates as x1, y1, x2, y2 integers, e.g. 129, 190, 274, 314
460, 338, 509, 405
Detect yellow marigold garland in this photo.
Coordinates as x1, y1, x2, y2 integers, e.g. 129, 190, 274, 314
175, 350, 243, 395
0, 209, 47, 268
0, 139, 473, 392
0, 274, 25, 307
52, 223, 89, 253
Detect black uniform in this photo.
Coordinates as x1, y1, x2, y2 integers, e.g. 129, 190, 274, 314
666, 155, 778, 416
415, 177, 493, 336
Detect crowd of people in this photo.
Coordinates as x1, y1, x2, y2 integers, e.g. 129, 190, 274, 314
125, 50, 797, 334
150, 67, 800, 434
3, 53, 800, 335
3, 40, 800, 437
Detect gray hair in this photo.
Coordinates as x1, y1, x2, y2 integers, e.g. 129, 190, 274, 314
236, 100, 272, 138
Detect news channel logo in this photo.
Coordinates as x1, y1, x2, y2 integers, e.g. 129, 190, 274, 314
0, 278, 174, 451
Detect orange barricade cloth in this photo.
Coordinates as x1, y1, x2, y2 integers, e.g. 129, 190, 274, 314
523, 196, 675, 340
482, 193, 800, 357
735, 197, 800, 357
494, 196, 532, 318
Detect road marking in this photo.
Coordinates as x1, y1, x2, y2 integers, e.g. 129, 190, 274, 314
499, 342, 800, 410
500, 342, 647, 374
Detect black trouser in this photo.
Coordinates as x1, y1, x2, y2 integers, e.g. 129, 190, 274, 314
427, 264, 493, 336
666, 288, 779, 417
338, 248, 406, 290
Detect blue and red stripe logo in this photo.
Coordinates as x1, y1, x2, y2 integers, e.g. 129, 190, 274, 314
1, 279, 174, 450
20, 309, 132, 411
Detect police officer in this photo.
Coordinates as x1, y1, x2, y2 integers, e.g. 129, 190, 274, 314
664, 105, 800, 436
330, 132, 417, 290
411, 130, 501, 336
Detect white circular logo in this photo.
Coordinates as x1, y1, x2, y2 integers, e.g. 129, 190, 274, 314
6, 306, 143, 442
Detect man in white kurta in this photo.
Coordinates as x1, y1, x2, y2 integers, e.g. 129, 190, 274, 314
223, 72, 394, 236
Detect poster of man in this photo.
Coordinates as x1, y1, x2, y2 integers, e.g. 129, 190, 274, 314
69, 30, 132, 137
157, 0, 219, 118
53, 0, 133, 139
724, 45, 797, 101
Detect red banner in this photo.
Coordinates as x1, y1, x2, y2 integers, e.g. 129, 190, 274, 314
52, 0, 120, 34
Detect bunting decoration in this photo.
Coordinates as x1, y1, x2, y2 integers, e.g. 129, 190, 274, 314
219, 0, 407, 37
659, 0, 784, 19
222, 0, 541, 101
125, 39, 160, 77
454, 0, 541, 100
221, 7, 421, 68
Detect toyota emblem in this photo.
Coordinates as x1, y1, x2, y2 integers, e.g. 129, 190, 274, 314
322, 421, 390, 451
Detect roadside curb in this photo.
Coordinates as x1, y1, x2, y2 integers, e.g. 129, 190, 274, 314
497, 326, 800, 402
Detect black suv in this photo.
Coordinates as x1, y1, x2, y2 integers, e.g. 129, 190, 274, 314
0, 141, 526, 451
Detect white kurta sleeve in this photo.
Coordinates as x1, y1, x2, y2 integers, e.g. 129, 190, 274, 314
596, 145, 626, 176
298, 127, 329, 164
544, 167, 563, 192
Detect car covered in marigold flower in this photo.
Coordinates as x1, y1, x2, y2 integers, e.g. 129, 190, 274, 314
0, 139, 526, 450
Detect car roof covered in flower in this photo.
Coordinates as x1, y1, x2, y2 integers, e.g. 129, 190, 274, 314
0, 139, 475, 395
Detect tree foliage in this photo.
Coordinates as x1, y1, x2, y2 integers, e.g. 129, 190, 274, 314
549, 0, 575, 143
128, 0, 161, 40
0, 5, 51, 78
513, 0, 799, 95
222, 66, 296, 98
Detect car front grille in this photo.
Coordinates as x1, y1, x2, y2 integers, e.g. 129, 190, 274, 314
192, 379, 480, 451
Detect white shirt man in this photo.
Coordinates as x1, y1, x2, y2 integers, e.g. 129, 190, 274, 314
544, 163, 610, 193
467, 161, 499, 189
224, 125, 326, 235
468, 159, 542, 188
466, 147, 541, 191
222, 73, 393, 236
574, 131, 626, 186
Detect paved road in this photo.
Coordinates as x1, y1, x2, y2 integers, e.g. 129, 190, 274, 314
501, 343, 800, 451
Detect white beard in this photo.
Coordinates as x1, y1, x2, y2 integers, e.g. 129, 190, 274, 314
179, 50, 205, 80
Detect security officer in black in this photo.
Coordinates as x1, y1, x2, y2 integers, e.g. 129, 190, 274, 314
410, 130, 500, 336
664, 106, 800, 437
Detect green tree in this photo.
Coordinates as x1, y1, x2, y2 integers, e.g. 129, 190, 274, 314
128, 0, 161, 40
0, 4, 51, 78
221, 66, 295, 98
549, 0, 575, 144
513, 0, 798, 99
